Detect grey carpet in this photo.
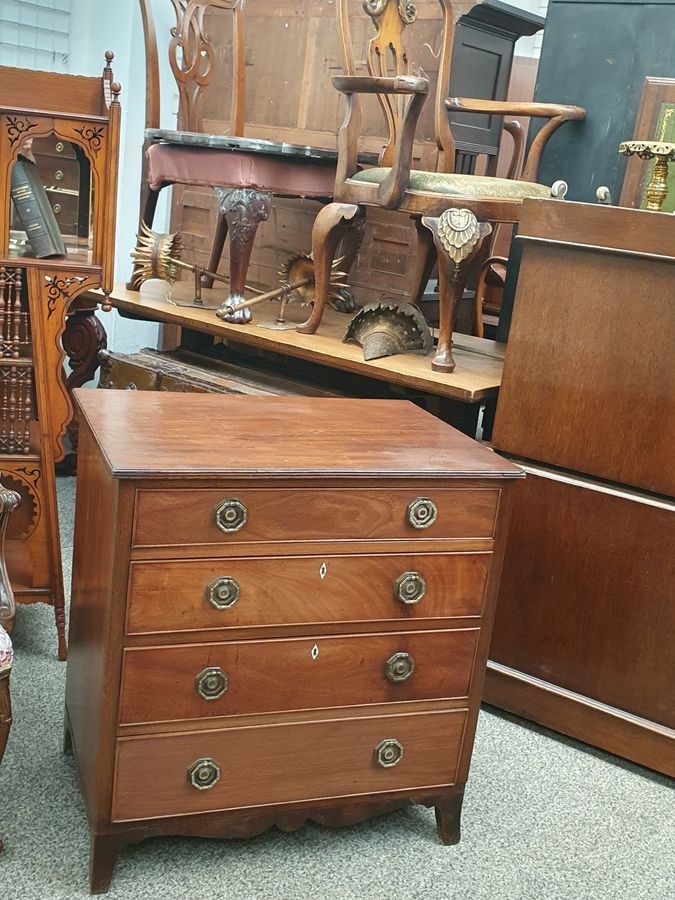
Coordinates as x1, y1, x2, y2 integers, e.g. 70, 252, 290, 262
1, 475, 673, 900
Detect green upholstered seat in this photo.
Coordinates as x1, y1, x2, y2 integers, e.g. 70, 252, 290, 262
349, 167, 552, 200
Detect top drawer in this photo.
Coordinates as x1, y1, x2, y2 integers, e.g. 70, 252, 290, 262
132, 487, 500, 549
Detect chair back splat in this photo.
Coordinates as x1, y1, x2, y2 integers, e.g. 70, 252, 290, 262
339, 0, 456, 172
139, 0, 246, 136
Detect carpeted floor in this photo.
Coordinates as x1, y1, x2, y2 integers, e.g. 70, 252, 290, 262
1, 475, 673, 900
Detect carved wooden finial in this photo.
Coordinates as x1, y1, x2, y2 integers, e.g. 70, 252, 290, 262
111, 82, 122, 103
104, 50, 114, 65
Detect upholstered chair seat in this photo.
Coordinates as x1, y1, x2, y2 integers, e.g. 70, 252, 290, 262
349, 168, 553, 201
146, 143, 337, 198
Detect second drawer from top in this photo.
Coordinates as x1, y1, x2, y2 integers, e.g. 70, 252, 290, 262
125, 552, 492, 635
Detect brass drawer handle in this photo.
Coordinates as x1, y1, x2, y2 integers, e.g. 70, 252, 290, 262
207, 576, 240, 610
407, 497, 438, 529
374, 738, 404, 769
215, 498, 247, 534
187, 757, 221, 790
394, 572, 426, 605
385, 652, 415, 683
195, 666, 228, 701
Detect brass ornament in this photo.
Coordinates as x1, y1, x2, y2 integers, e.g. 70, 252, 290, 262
618, 140, 675, 212
130, 226, 351, 322
374, 738, 404, 768
215, 498, 247, 534
437, 208, 481, 265
363, 0, 417, 23
385, 652, 415, 683
394, 571, 426, 605
207, 576, 241, 611
343, 302, 433, 361
129, 222, 183, 288
196, 666, 229, 701
407, 497, 438, 530
187, 758, 221, 791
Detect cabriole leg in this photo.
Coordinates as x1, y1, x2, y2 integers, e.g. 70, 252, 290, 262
297, 203, 364, 334
215, 188, 272, 322
421, 209, 492, 373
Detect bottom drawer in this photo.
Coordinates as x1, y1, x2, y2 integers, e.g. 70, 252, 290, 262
112, 709, 468, 821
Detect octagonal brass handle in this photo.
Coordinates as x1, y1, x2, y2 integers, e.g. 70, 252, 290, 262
407, 497, 438, 530
374, 738, 404, 769
207, 576, 240, 610
385, 652, 415, 683
187, 757, 221, 790
394, 572, 426, 605
195, 666, 229, 701
215, 498, 247, 534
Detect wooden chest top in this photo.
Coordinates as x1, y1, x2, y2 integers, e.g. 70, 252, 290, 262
74, 391, 522, 481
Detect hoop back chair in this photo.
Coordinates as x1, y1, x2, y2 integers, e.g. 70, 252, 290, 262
298, 0, 585, 373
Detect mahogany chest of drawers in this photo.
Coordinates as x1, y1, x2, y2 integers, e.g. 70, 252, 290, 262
65, 390, 522, 893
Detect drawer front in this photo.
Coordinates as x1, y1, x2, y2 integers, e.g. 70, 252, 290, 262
119, 630, 479, 725
126, 552, 492, 635
112, 708, 467, 821
133, 488, 500, 548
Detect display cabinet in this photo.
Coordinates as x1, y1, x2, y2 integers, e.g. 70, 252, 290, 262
0, 55, 121, 658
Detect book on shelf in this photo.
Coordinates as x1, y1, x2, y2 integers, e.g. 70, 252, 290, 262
10, 155, 67, 259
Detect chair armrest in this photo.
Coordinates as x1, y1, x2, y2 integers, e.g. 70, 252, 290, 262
333, 75, 429, 209
446, 97, 586, 183
0, 483, 20, 625
446, 97, 585, 120
333, 75, 429, 96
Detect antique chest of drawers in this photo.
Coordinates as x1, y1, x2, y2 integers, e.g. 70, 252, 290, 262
65, 390, 522, 893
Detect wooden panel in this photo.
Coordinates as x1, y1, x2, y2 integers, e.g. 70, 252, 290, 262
492, 201, 675, 496
119, 629, 479, 724
485, 662, 675, 779
489, 466, 675, 730
133, 487, 500, 548
112, 708, 467, 821
63, 421, 133, 829
126, 552, 492, 635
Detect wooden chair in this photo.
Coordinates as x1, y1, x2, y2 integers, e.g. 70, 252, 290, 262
131, 0, 365, 318
299, 0, 585, 372
0, 480, 21, 854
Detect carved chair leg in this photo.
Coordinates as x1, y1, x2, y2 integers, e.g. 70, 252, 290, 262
297, 203, 365, 335
411, 218, 437, 306
215, 188, 272, 322
126, 186, 161, 291
0, 672, 11, 767
90, 833, 126, 895
330, 213, 367, 312
0, 673, 9, 856
201, 208, 229, 289
435, 788, 464, 845
422, 210, 492, 373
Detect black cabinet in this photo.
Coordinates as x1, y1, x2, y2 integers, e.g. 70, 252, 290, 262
532, 0, 675, 201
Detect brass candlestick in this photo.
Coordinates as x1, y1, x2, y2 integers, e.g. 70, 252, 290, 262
618, 140, 675, 212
